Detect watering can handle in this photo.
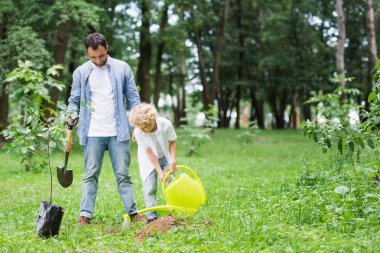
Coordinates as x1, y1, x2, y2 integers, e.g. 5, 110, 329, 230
162, 165, 200, 189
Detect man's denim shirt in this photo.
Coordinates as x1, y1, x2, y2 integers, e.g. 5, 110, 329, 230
67, 56, 140, 145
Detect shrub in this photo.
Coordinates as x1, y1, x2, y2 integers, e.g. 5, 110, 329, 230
2, 61, 66, 171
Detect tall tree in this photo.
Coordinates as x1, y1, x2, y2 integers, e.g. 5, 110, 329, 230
335, 0, 346, 86
137, 0, 152, 102
365, 0, 378, 72
190, 7, 211, 110
365, 0, 378, 107
210, 0, 230, 106
234, 0, 243, 129
0, 26, 50, 134
153, 3, 169, 108
0, 0, 16, 134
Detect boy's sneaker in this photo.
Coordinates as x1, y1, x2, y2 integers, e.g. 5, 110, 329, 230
130, 213, 147, 223
146, 217, 158, 224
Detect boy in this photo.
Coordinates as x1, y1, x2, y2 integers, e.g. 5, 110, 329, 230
129, 103, 177, 223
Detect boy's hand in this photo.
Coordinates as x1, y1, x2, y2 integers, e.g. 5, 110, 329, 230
168, 162, 177, 173
159, 172, 165, 183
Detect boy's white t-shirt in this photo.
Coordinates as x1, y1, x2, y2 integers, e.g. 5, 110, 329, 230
87, 63, 117, 137
134, 117, 177, 181
145, 130, 165, 159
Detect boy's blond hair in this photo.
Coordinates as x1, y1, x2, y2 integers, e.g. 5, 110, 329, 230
129, 103, 158, 131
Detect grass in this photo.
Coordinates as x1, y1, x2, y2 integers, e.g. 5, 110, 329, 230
0, 129, 379, 252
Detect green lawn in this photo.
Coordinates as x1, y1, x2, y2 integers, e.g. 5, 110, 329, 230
0, 129, 379, 252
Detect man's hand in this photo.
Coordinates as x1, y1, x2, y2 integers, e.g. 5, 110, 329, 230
131, 128, 137, 143
64, 130, 73, 152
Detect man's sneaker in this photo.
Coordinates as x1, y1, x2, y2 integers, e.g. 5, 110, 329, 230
146, 217, 158, 224
130, 213, 146, 223
77, 216, 90, 225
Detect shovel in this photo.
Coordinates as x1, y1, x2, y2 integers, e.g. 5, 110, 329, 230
57, 119, 77, 188
57, 128, 73, 188
57, 150, 73, 188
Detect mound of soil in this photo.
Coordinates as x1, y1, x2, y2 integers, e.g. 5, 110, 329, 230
135, 216, 176, 242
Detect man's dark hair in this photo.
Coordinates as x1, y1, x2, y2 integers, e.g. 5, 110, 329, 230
84, 33, 108, 50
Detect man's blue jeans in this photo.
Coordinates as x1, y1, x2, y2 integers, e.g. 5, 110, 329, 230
80, 137, 137, 219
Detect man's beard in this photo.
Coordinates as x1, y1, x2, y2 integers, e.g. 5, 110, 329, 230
94, 59, 107, 67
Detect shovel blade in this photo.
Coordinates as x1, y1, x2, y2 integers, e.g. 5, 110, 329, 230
57, 166, 73, 188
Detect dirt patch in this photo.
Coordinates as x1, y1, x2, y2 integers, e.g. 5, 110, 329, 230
135, 216, 177, 242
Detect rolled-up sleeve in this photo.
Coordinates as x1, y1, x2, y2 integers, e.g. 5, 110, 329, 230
67, 69, 81, 116
124, 64, 140, 110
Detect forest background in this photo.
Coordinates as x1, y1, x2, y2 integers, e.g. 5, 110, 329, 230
1, 0, 379, 133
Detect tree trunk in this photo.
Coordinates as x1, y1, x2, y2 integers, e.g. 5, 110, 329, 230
235, 0, 243, 129
219, 88, 236, 128
167, 52, 187, 128
191, 9, 210, 110
65, 48, 77, 104
210, 0, 230, 105
43, 21, 71, 120
153, 4, 169, 108
335, 0, 346, 87
365, 0, 378, 72
249, 88, 265, 129
0, 13, 9, 136
365, 0, 378, 109
279, 87, 288, 129
51, 23, 71, 104
235, 86, 241, 129
269, 81, 287, 129
178, 51, 187, 126
302, 87, 312, 121
290, 93, 301, 129
137, 0, 152, 103
0, 90, 9, 136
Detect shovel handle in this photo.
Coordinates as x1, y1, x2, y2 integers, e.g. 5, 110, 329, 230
64, 150, 70, 167
64, 129, 71, 166
66, 117, 78, 130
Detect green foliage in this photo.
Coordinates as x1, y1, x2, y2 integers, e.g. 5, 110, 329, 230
0, 26, 51, 73
301, 82, 375, 158
180, 106, 212, 157
204, 105, 219, 130
2, 111, 67, 172
5, 61, 63, 113
1, 130, 379, 251
272, 160, 380, 227
180, 125, 211, 157
237, 123, 260, 143
2, 61, 66, 171
0, 0, 15, 23
361, 61, 380, 132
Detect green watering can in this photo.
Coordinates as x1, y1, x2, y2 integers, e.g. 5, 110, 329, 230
124, 165, 207, 223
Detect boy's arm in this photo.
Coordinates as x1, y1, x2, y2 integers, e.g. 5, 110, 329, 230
145, 148, 165, 182
168, 141, 177, 172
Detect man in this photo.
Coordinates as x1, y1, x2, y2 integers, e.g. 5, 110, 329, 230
65, 33, 144, 224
